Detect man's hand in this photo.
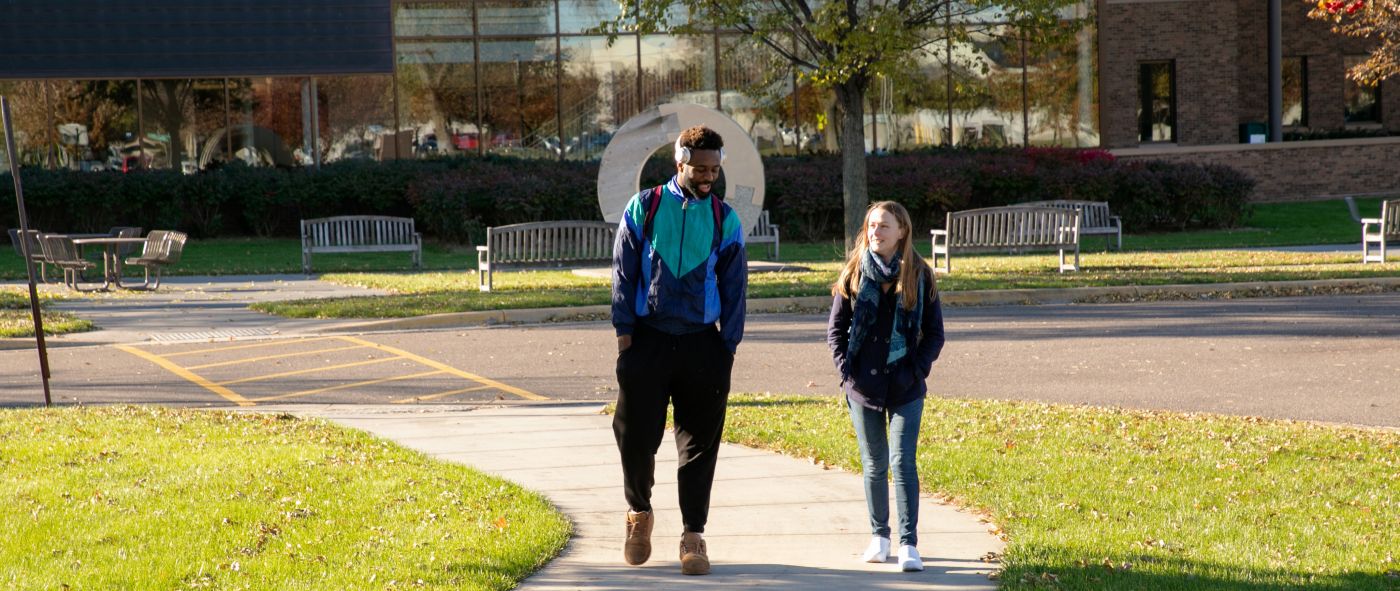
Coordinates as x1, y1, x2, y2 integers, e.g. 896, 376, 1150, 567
618, 335, 632, 352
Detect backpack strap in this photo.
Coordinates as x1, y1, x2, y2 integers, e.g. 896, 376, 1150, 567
642, 185, 664, 239
642, 183, 726, 253
710, 193, 724, 253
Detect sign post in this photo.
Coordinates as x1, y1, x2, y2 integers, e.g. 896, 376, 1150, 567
2, 95, 54, 406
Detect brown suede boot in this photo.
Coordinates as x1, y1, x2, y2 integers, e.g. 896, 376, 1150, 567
624, 510, 653, 565
679, 531, 710, 575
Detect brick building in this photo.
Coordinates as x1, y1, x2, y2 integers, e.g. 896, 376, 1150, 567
1100, 0, 1400, 201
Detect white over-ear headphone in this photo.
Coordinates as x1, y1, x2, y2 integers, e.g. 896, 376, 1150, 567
674, 136, 726, 164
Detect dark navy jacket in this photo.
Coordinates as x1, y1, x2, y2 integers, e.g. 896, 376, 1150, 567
611, 177, 748, 353
827, 275, 945, 411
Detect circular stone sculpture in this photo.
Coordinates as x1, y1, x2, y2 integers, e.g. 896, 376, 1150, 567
596, 103, 765, 236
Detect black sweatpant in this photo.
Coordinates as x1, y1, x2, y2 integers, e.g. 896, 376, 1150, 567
613, 322, 733, 534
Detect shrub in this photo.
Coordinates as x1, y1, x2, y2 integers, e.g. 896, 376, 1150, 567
0, 147, 1253, 243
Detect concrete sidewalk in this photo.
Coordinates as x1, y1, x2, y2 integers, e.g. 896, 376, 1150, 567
313, 403, 1003, 590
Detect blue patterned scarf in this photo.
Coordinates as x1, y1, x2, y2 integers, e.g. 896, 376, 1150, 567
848, 249, 924, 366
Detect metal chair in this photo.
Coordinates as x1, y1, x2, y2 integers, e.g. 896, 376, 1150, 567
8, 228, 54, 283
38, 234, 104, 291
108, 226, 143, 258
123, 230, 187, 290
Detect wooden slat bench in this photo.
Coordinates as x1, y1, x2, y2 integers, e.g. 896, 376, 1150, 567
301, 215, 421, 275
1014, 200, 1122, 249
1360, 198, 1400, 263
930, 206, 1082, 274
476, 220, 616, 292
746, 210, 781, 260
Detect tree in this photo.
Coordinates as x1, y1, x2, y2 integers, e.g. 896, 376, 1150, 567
601, 0, 1081, 249
1310, 1, 1400, 85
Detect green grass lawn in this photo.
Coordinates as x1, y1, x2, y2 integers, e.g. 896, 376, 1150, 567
0, 406, 570, 590
0, 288, 93, 337
720, 394, 1399, 590
0, 197, 1386, 280
252, 250, 1400, 319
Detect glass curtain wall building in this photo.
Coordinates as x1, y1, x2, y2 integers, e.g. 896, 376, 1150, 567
0, 1, 1097, 172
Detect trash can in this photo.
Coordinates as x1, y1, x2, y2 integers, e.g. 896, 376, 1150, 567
1239, 122, 1268, 144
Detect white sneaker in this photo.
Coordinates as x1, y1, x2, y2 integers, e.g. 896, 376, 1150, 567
897, 545, 923, 572
861, 536, 890, 563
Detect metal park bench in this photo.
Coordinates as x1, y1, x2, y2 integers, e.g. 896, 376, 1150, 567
1014, 200, 1122, 250
476, 220, 615, 292
746, 210, 781, 260
122, 230, 188, 290
930, 206, 1082, 274
300, 215, 422, 275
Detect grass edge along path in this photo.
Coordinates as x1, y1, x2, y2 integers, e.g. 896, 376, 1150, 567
251, 250, 1400, 320
719, 394, 1399, 591
0, 406, 570, 590
0, 288, 92, 337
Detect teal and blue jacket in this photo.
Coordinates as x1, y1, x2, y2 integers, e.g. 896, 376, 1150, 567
611, 176, 748, 353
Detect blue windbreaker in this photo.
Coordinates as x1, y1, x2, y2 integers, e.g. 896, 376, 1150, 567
611, 176, 748, 353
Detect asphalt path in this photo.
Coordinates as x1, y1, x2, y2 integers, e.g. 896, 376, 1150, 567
1, 293, 1396, 428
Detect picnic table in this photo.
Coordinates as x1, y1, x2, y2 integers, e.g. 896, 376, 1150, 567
72, 236, 150, 289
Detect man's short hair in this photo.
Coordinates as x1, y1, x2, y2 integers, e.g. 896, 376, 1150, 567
678, 126, 724, 153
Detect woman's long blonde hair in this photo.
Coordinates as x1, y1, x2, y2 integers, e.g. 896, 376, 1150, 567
832, 201, 935, 311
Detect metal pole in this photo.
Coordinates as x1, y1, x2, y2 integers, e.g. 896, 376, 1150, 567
2, 96, 54, 407
945, 4, 954, 146
1268, 0, 1283, 142
1021, 27, 1030, 147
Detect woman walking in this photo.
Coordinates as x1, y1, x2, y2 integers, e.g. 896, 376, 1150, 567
827, 201, 945, 572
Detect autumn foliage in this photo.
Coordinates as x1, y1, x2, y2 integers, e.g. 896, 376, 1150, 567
1308, 0, 1400, 84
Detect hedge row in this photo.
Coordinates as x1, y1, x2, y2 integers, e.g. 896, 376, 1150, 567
1, 148, 1254, 243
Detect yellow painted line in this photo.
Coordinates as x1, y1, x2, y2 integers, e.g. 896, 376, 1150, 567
159, 336, 338, 358
393, 384, 495, 404
115, 345, 255, 407
185, 344, 368, 370
337, 336, 547, 401
252, 370, 446, 403
216, 356, 402, 386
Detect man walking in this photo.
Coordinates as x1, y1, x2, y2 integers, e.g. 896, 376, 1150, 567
610, 125, 748, 576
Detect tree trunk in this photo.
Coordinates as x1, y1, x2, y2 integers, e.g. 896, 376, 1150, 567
834, 80, 869, 253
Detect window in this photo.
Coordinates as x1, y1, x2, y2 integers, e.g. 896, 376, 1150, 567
1138, 61, 1175, 143
1344, 55, 1381, 124
1283, 56, 1307, 127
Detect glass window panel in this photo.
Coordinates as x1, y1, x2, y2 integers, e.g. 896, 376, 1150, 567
1138, 62, 1175, 142
947, 28, 1022, 147
397, 41, 479, 157
560, 0, 623, 34
396, 1, 473, 37
319, 75, 395, 163
561, 36, 638, 160
229, 77, 306, 168
138, 79, 200, 171
640, 34, 715, 109
1021, 21, 1098, 147
478, 0, 555, 36
0, 82, 54, 168
718, 35, 791, 155
1344, 55, 1380, 124
1283, 56, 1306, 127
889, 30, 955, 148
479, 38, 558, 157
28, 81, 138, 172
184, 79, 230, 172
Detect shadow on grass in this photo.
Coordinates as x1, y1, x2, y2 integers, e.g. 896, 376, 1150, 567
1000, 555, 1399, 591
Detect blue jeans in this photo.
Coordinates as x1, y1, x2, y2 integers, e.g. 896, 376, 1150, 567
847, 396, 923, 546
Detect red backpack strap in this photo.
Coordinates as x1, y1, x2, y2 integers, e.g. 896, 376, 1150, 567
642, 185, 664, 239
710, 193, 724, 252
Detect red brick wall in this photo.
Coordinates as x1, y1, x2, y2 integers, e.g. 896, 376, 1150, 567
1098, 0, 1240, 148
1113, 137, 1400, 202
1233, 0, 1400, 133
1099, 0, 1400, 147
